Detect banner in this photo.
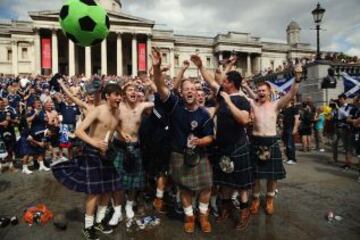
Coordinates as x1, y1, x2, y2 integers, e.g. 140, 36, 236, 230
138, 43, 146, 72
41, 38, 51, 69
341, 72, 360, 98
266, 77, 294, 94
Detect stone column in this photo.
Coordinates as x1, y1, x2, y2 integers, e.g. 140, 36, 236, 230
116, 32, 123, 76
51, 29, 58, 74
146, 34, 152, 74
247, 53, 252, 76
85, 47, 92, 78
132, 33, 138, 77
34, 28, 41, 74
68, 40, 75, 76
219, 52, 223, 62
170, 48, 175, 78
101, 38, 107, 75
11, 41, 18, 75
256, 56, 262, 74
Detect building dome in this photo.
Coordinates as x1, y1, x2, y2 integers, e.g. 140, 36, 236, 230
287, 21, 301, 31
98, 0, 122, 12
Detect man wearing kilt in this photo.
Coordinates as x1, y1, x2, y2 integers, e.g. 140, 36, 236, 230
107, 82, 154, 225
192, 55, 253, 231
51, 84, 122, 240
152, 48, 214, 234
249, 64, 303, 215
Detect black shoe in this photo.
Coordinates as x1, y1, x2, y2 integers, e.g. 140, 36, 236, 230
82, 227, 99, 240
341, 165, 350, 171
94, 221, 113, 234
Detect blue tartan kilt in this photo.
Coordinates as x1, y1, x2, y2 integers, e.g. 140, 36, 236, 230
108, 139, 146, 190
16, 136, 33, 157
51, 144, 122, 194
251, 136, 286, 180
213, 142, 253, 189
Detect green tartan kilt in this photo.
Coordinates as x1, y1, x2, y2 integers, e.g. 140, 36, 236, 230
108, 140, 145, 190
169, 152, 213, 191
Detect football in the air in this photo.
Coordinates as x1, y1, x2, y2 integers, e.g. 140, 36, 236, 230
59, 0, 110, 47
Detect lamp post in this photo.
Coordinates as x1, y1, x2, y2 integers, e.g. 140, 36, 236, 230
312, 2, 326, 61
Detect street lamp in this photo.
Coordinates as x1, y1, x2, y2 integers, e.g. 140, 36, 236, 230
312, 2, 326, 60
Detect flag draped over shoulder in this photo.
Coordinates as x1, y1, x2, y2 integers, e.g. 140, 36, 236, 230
341, 72, 360, 98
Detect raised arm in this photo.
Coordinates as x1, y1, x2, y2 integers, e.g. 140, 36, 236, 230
241, 79, 258, 100
191, 55, 220, 92
276, 64, 302, 110
219, 91, 250, 125
152, 47, 170, 101
174, 60, 190, 90
58, 78, 89, 110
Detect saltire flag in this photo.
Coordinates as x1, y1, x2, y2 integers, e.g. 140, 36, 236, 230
264, 76, 294, 100
341, 72, 360, 98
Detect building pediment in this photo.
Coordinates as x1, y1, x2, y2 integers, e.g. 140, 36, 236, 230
29, 10, 154, 27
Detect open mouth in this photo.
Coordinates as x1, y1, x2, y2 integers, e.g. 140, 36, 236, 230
186, 94, 194, 101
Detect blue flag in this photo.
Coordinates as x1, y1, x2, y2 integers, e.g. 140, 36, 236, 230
341, 72, 360, 98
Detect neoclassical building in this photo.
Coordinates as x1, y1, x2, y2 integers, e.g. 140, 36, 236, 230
0, 0, 316, 78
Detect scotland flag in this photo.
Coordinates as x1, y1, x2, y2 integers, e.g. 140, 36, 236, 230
341, 72, 360, 98
266, 76, 295, 93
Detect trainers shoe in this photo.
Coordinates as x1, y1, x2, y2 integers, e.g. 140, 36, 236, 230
175, 202, 184, 215
184, 215, 195, 233
39, 165, 50, 171
22, 168, 33, 175
153, 197, 166, 214
265, 196, 274, 215
341, 165, 350, 171
94, 221, 113, 234
286, 160, 297, 165
82, 227, 99, 240
250, 198, 260, 215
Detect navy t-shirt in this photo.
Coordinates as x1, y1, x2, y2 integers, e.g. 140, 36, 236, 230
216, 94, 250, 147
58, 102, 81, 125
163, 93, 214, 151
7, 93, 21, 110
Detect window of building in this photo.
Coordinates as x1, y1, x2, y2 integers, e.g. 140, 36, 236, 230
21, 47, 28, 59
175, 55, 179, 66
162, 53, 168, 64
206, 57, 211, 67
7, 49, 12, 61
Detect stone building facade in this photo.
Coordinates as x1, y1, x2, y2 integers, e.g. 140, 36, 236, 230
0, 0, 315, 78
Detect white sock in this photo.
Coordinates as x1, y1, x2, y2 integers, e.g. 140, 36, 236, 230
109, 205, 122, 225
210, 196, 217, 209
199, 202, 209, 215
156, 189, 164, 199
22, 165, 28, 171
9, 162, 14, 168
253, 192, 260, 198
125, 201, 134, 219
176, 191, 181, 204
232, 190, 239, 200
183, 206, 194, 217
267, 192, 276, 197
96, 205, 107, 223
39, 161, 46, 168
84, 214, 94, 229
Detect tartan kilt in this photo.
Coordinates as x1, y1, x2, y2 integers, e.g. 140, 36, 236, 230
251, 136, 286, 180
51, 144, 122, 194
169, 151, 213, 192
213, 143, 253, 189
108, 140, 146, 190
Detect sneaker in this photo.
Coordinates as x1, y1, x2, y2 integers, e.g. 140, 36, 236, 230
82, 227, 99, 240
319, 149, 325, 152
341, 165, 350, 171
175, 202, 184, 215
286, 160, 297, 165
22, 168, 33, 175
39, 165, 50, 171
94, 221, 113, 234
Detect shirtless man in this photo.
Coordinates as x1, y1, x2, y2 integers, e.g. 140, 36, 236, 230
248, 64, 302, 215
108, 82, 154, 225
52, 84, 122, 240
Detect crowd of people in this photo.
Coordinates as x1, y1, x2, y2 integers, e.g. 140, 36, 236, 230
0, 49, 359, 240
